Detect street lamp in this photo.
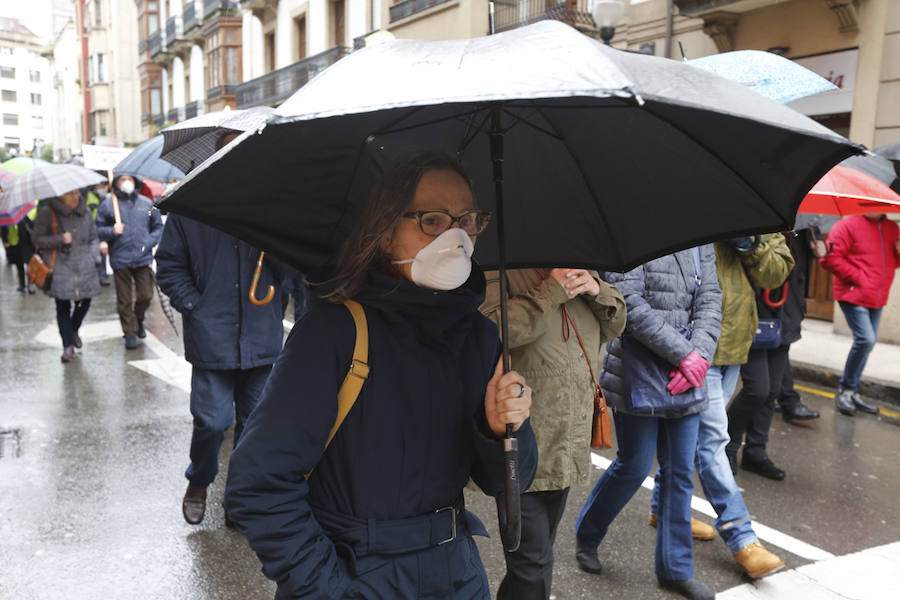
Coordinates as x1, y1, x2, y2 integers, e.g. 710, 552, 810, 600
592, 0, 626, 45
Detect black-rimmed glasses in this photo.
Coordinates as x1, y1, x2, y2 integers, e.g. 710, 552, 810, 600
402, 210, 492, 236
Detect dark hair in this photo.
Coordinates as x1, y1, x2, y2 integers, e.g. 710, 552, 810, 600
319, 152, 474, 303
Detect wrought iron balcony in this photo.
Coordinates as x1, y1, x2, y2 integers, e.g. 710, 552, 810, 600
207, 84, 236, 101
235, 46, 349, 108
493, 0, 594, 33
166, 16, 183, 43
204, 0, 237, 18
166, 106, 186, 123
183, 1, 200, 33
152, 113, 165, 128
185, 100, 202, 119
390, 0, 452, 23
138, 39, 147, 56
148, 30, 163, 57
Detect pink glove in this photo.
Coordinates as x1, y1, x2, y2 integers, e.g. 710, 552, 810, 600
676, 350, 709, 388
667, 370, 692, 395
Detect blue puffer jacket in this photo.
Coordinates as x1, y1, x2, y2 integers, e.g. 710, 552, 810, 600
95, 183, 163, 270
600, 245, 722, 418
155, 214, 292, 370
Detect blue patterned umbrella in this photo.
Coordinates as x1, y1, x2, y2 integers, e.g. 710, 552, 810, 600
113, 135, 185, 182
689, 50, 836, 104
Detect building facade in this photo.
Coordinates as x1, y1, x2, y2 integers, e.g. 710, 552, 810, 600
0, 17, 54, 159
49, 17, 83, 160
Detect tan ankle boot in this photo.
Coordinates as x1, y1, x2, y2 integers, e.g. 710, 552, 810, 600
733, 542, 785, 578
648, 514, 715, 541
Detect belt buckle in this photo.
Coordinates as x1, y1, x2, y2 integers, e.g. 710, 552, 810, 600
435, 506, 457, 545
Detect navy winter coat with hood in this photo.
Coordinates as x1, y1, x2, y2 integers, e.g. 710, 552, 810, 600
225, 266, 537, 599
155, 214, 291, 370
600, 246, 722, 418
95, 178, 163, 271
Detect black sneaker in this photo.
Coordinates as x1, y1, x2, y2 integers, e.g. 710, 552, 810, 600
741, 456, 785, 481
137, 321, 146, 339
125, 335, 139, 349
575, 541, 603, 574
658, 578, 715, 600
782, 403, 820, 421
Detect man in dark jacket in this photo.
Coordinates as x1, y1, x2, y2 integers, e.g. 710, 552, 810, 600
95, 174, 163, 349
156, 213, 290, 526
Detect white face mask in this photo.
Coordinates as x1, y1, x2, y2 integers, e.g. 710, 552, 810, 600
392, 227, 474, 291
117, 180, 135, 195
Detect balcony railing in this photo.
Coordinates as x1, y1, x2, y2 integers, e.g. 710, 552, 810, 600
204, 0, 237, 18
138, 39, 147, 56
389, 0, 452, 23
183, 0, 200, 32
235, 46, 349, 108
185, 100, 202, 119
167, 106, 186, 123
207, 84, 236, 100
148, 30, 163, 56
166, 15, 183, 44
152, 113, 165, 128
494, 0, 594, 33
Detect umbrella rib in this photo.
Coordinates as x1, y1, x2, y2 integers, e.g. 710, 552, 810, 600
528, 102, 628, 269
499, 107, 561, 139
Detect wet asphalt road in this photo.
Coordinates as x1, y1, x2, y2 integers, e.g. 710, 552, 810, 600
1, 262, 899, 599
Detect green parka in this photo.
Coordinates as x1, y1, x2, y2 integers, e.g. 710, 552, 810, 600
712, 234, 795, 366
481, 269, 626, 492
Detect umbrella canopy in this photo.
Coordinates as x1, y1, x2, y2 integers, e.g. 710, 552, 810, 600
0, 167, 14, 189
798, 165, 900, 215
1, 156, 51, 174
160, 107, 276, 173
0, 164, 106, 212
688, 49, 836, 104
114, 135, 185, 183
875, 141, 900, 173
839, 152, 899, 194
160, 21, 859, 275
0, 201, 35, 226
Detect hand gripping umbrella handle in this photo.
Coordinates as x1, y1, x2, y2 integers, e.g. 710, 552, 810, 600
249, 251, 275, 306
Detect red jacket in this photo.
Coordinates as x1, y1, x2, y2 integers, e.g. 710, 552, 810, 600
821, 215, 900, 309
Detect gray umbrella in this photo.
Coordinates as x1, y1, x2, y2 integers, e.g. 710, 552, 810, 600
160, 107, 276, 173
840, 152, 899, 194
0, 164, 106, 212
159, 20, 861, 551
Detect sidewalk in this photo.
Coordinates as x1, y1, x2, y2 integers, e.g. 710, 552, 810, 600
789, 318, 900, 406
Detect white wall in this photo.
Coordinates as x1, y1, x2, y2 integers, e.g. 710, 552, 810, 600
308, 0, 327, 56
189, 44, 204, 105
172, 56, 185, 108
49, 20, 82, 158
0, 46, 54, 155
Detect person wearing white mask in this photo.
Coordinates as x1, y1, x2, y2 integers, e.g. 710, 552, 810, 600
225, 152, 538, 598
95, 174, 163, 349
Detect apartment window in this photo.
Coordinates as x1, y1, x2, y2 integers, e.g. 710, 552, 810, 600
150, 88, 161, 115
96, 53, 105, 82
333, 0, 345, 47
295, 16, 306, 61
1, 89, 16, 102
88, 56, 94, 84
0, 47, 12, 56
264, 32, 275, 72
31, 93, 41, 105
0, 66, 14, 79
32, 115, 43, 129
29, 70, 40, 83
95, 0, 103, 27
3, 113, 18, 125
4, 137, 19, 151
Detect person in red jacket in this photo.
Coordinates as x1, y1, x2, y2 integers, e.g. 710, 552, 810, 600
820, 214, 900, 416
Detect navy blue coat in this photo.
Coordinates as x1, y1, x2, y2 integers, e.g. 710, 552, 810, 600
225, 267, 537, 599
600, 246, 722, 418
155, 214, 290, 370
95, 185, 163, 270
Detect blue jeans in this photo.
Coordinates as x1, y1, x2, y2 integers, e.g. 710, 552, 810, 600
576, 410, 700, 581
838, 301, 883, 392
185, 365, 271, 488
651, 365, 757, 554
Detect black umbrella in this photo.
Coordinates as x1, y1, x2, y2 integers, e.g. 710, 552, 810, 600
159, 21, 860, 551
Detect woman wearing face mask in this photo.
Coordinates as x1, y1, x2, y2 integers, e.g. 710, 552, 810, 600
225, 153, 537, 599
32, 188, 102, 362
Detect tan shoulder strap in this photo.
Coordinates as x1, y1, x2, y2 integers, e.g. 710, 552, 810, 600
305, 299, 369, 480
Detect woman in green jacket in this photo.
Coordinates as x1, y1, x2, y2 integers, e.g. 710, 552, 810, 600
481, 268, 625, 600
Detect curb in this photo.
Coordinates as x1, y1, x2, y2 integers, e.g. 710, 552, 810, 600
791, 361, 900, 409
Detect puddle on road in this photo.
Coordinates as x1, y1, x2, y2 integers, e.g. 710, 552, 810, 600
0, 428, 22, 459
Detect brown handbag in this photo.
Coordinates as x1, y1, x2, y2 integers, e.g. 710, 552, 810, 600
27, 209, 58, 291
562, 305, 613, 450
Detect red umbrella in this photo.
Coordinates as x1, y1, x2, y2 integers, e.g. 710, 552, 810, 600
140, 178, 166, 199
799, 165, 900, 215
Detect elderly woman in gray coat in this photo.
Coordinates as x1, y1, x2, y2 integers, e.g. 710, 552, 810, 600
574, 246, 722, 600
32, 190, 101, 362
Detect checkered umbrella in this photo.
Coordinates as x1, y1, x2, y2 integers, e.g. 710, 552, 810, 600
160, 107, 275, 173
0, 164, 106, 213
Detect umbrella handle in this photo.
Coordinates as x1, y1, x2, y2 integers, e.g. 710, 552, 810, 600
249, 251, 275, 306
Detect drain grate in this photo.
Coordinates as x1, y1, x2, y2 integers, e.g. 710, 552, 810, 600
0, 428, 22, 459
